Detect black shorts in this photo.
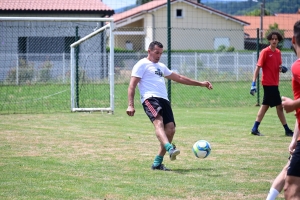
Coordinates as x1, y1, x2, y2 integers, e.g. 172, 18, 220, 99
287, 141, 300, 177
262, 86, 282, 107
142, 97, 175, 126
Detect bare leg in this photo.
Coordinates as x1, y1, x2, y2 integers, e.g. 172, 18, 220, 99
276, 104, 287, 125
152, 114, 174, 156
284, 176, 300, 200
256, 105, 269, 122
164, 122, 175, 143
157, 122, 175, 155
272, 161, 289, 192
266, 161, 289, 200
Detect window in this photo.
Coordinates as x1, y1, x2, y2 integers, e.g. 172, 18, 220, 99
176, 9, 183, 18
18, 37, 27, 54
18, 36, 76, 54
125, 41, 133, 50
18, 36, 77, 60
214, 38, 230, 50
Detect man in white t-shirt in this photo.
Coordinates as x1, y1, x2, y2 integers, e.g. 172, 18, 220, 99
126, 41, 213, 171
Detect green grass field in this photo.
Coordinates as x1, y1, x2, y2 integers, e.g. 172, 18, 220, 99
0, 80, 294, 114
0, 106, 296, 199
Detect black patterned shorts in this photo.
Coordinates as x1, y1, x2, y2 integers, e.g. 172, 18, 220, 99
287, 141, 300, 177
142, 97, 175, 126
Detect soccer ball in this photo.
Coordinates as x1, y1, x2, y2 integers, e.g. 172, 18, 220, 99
192, 140, 211, 158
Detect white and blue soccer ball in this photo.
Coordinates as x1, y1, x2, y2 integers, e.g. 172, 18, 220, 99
192, 140, 211, 158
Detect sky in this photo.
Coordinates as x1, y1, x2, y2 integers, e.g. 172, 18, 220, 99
201, 0, 247, 2
102, 0, 249, 10
102, 0, 136, 10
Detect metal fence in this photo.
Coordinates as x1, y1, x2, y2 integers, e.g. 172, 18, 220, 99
0, 20, 295, 113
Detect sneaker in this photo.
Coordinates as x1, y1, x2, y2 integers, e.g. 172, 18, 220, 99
151, 164, 171, 171
250, 129, 264, 136
285, 129, 293, 137
169, 145, 180, 161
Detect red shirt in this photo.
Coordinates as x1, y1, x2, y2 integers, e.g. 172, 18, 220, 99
292, 59, 300, 139
257, 46, 282, 86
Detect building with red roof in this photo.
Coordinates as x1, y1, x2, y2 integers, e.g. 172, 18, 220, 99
112, 0, 249, 51
0, 0, 114, 16
236, 14, 300, 49
0, 0, 114, 83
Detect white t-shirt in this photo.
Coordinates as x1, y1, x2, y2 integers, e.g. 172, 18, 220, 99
131, 58, 173, 103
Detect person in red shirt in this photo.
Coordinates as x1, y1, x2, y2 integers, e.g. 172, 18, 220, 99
282, 20, 300, 199
250, 31, 293, 136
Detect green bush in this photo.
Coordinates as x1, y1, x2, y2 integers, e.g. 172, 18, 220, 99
6, 59, 34, 85
226, 46, 235, 52
38, 60, 53, 82
217, 45, 235, 52
216, 45, 227, 52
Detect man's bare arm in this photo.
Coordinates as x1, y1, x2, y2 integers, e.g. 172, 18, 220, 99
126, 76, 140, 116
166, 72, 213, 89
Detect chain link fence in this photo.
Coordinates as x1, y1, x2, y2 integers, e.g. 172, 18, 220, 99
0, 20, 295, 114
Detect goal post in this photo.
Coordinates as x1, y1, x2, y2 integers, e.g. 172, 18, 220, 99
70, 19, 115, 113
0, 16, 115, 114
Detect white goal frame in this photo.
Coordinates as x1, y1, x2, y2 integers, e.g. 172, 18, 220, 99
0, 17, 115, 113
69, 18, 115, 113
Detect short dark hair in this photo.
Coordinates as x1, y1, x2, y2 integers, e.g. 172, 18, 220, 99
148, 41, 163, 50
294, 20, 300, 46
266, 31, 283, 42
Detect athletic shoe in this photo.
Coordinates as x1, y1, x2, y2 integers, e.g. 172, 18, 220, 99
250, 129, 264, 136
169, 147, 180, 161
285, 129, 293, 137
151, 164, 171, 171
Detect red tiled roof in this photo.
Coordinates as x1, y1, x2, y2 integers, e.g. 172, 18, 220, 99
113, 0, 249, 26
235, 14, 300, 38
113, 0, 167, 22
0, 0, 113, 12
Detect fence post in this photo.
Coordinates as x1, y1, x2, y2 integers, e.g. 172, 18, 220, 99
75, 26, 79, 108
195, 52, 197, 80
16, 55, 19, 85
256, 28, 260, 106
236, 52, 238, 81
63, 53, 65, 83
167, 0, 171, 103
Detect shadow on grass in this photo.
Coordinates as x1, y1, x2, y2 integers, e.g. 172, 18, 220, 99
172, 167, 215, 174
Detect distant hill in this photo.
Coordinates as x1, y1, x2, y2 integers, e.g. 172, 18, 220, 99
201, 0, 300, 15
114, 0, 300, 15
114, 4, 136, 13
201, 0, 244, 2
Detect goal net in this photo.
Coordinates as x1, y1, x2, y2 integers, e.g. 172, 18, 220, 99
0, 17, 114, 114
70, 20, 114, 113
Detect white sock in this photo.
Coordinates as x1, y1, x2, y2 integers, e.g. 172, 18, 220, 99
266, 188, 280, 200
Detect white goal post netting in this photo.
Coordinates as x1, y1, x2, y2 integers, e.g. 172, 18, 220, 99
0, 17, 114, 114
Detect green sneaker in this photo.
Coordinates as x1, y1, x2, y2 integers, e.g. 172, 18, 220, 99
151, 164, 171, 171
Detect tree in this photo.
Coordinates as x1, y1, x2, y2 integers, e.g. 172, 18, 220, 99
245, 8, 271, 16
265, 23, 284, 38
136, 0, 151, 6
203, 0, 298, 16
